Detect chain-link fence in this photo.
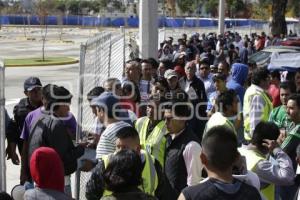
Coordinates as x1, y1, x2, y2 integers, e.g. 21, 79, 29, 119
75, 28, 136, 200
0, 60, 6, 192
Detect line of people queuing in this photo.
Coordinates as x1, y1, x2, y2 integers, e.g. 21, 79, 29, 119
3, 30, 300, 200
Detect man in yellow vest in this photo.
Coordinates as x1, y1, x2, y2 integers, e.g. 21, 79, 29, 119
239, 122, 295, 200
243, 68, 273, 142
135, 94, 167, 167
85, 126, 166, 200
204, 89, 239, 137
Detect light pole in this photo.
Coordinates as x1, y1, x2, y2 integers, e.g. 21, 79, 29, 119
218, 0, 225, 35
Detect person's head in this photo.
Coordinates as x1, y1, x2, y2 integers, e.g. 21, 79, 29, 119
103, 149, 143, 193
296, 144, 300, 166
218, 61, 230, 77
185, 61, 196, 80
148, 58, 159, 78
0, 192, 13, 200
151, 78, 168, 98
173, 52, 186, 66
201, 126, 238, 173
270, 71, 281, 85
115, 126, 141, 153
287, 94, 300, 123
103, 78, 122, 96
91, 91, 120, 123
30, 147, 64, 192
141, 59, 152, 81
87, 86, 105, 116
251, 122, 280, 154
280, 81, 295, 106
47, 85, 72, 118
213, 73, 227, 92
164, 69, 178, 90
122, 81, 139, 103
199, 60, 210, 78
251, 67, 270, 90
41, 84, 56, 108
125, 60, 141, 84
24, 76, 42, 106
164, 92, 190, 134
158, 59, 172, 76
179, 44, 186, 53
146, 94, 165, 121
215, 89, 239, 116
294, 71, 300, 91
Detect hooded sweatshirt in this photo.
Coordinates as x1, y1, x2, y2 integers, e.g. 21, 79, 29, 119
24, 147, 71, 200
226, 63, 249, 107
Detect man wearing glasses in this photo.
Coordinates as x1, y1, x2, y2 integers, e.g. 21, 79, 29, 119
196, 58, 215, 98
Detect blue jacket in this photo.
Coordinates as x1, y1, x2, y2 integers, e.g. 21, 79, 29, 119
226, 63, 248, 107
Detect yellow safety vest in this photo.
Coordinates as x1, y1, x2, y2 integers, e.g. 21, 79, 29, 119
203, 112, 237, 138
102, 150, 158, 197
243, 85, 273, 141
239, 148, 275, 200
135, 117, 167, 168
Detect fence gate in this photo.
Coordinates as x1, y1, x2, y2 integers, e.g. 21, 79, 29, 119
75, 28, 137, 200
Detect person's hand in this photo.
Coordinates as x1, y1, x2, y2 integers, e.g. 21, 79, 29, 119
77, 141, 89, 148
6, 146, 20, 165
277, 129, 287, 145
262, 139, 279, 152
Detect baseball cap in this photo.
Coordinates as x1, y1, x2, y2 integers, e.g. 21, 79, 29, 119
164, 69, 178, 80
91, 91, 120, 111
24, 76, 42, 91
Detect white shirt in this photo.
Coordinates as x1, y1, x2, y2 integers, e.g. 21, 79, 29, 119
96, 121, 131, 159
171, 130, 203, 186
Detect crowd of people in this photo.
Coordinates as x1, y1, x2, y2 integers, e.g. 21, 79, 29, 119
2, 30, 300, 200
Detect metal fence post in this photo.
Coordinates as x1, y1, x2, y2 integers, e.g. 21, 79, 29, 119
108, 34, 112, 78
120, 26, 126, 76
75, 43, 86, 200
0, 60, 6, 192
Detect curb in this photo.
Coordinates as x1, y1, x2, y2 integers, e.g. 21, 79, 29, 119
5, 58, 79, 67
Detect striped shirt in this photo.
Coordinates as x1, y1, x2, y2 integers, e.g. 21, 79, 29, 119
96, 121, 131, 159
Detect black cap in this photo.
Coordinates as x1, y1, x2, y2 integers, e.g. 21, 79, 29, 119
24, 77, 42, 91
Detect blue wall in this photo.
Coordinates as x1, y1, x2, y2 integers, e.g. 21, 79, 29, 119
0, 15, 295, 27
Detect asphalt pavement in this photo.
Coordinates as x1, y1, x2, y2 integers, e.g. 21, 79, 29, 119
1, 26, 97, 194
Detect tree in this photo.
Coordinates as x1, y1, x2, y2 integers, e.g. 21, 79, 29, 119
226, 0, 246, 18
67, 0, 80, 15
54, 0, 67, 40
251, 1, 271, 20
287, 0, 300, 17
203, 0, 218, 17
34, 0, 56, 61
271, 0, 288, 36
176, 0, 201, 16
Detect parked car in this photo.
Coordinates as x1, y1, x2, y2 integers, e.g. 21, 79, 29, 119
249, 46, 300, 67
281, 37, 300, 47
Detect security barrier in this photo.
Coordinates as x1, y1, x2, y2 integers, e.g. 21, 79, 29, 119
75, 28, 137, 200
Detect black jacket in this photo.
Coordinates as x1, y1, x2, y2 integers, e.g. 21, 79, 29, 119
7, 98, 41, 143
164, 128, 200, 200
28, 113, 84, 175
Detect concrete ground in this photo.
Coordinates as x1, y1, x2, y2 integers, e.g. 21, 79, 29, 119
0, 26, 102, 195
